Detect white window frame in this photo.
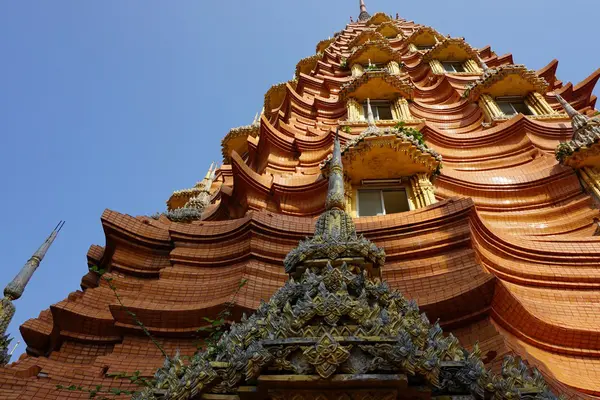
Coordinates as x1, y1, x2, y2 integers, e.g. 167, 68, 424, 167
356, 186, 411, 217
495, 96, 534, 116
362, 100, 393, 121
441, 61, 465, 73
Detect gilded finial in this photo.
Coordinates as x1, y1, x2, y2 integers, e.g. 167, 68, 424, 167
358, 0, 371, 21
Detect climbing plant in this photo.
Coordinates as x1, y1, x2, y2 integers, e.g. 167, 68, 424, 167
55, 267, 247, 399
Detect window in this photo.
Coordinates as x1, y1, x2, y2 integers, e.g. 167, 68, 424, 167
363, 101, 393, 120
415, 44, 434, 51
495, 97, 533, 116
357, 188, 410, 216
442, 61, 466, 73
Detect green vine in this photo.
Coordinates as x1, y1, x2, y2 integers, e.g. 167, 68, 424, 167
54, 267, 248, 399
339, 57, 348, 69
54, 266, 168, 399
393, 121, 425, 146
196, 278, 248, 353
91, 266, 167, 358
341, 126, 351, 134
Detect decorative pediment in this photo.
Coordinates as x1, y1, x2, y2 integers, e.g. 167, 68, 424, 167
347, 31, 386, 51
134, 260, 562, 400
295, 53, 323, 77
422, 38, 480, 63
366, 12, 392, 26
316, 38, 334, 54
221, 123, 260, 163
264, 80, 297, 117
375, 21, 402, 38
324, 128, 442, 185
340, 70, 414, 102
347, 40, 400, 67
405, 26, 444, 48
464, 65, 549, 101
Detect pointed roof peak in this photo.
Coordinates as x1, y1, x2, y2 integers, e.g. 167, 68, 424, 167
358, 0, 371, 21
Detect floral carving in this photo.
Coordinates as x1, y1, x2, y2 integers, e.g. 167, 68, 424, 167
302, 333, 352, 378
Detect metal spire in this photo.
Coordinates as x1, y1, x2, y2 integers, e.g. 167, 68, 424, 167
324, 128, 346, 211
358, 0, 371, 21
555, 93, 589, 132
0, 222, 64, 337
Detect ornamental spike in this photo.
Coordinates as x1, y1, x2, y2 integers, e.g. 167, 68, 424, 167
358, 0, 371, 21
477, 54, 489, 72
324, 128, 345, 211
204, 162, 215, 181
555, 93, 589, 132
1, 222, 64, 337
4, 221, 64, 301
366, 98, 376, 128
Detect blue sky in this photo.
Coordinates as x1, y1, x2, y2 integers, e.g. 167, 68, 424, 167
0, 1, 598, 359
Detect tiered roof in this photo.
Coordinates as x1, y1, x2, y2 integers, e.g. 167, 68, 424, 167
1, 1, 600, 399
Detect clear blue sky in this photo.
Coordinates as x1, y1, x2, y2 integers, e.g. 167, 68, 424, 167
1, 1, 598, 359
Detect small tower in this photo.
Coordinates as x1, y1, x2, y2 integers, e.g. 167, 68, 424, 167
0, 222, 64, 363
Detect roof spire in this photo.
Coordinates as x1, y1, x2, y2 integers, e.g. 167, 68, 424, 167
1, 222, 64, 337
324, 128, 346, 211
358, 0, 371, 21
366, 98, 377, 128
477, 54, 490, 72
204, 162, 215, 181
555, 93, 589, 132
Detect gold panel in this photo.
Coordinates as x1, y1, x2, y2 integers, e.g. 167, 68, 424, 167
377, 25, 399, 39
412, 32, 437, 47
348, 77, 408, 102
432, 44, 472, 62
343, 136, 436, 185
484, 74, 538, 98
351, 46, 395, 66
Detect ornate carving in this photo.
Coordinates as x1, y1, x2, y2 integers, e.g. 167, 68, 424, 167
339, 70, 414, 102
464, 65, 549, 102
302, 333, 352, 378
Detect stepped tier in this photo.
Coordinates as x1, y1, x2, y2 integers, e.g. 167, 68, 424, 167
3, 197, 600, 397
2, 12, 600, 400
